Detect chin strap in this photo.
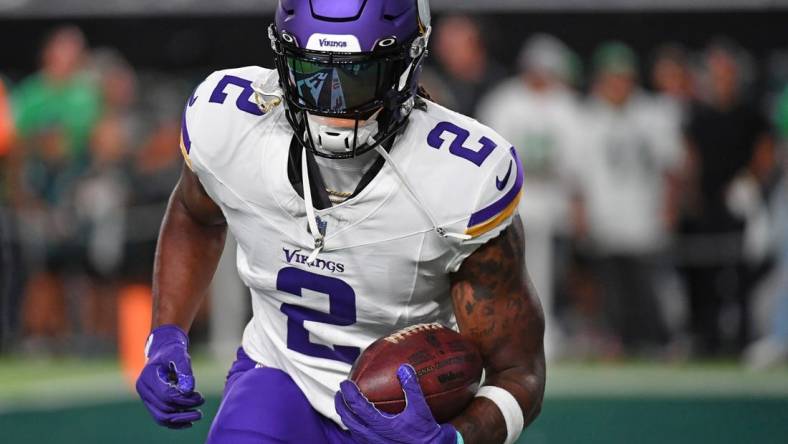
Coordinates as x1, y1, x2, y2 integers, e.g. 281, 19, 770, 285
373, 145, 471, 241
301, 147, 324, 265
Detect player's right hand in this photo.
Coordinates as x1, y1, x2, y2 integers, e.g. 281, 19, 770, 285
135, 324, 205, 429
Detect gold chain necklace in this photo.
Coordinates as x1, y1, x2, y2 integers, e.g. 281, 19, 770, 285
325, 189, 353, 198
326, 188, 353, 204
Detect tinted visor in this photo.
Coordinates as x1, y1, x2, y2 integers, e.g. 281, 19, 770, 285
286, 55, 403, 114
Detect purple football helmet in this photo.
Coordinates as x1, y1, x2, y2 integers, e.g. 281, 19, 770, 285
269, 0, 432, 159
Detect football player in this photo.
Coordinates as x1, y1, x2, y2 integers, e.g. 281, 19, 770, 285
135, 1, 545, 443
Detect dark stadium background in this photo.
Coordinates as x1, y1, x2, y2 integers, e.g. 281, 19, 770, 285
3, 11, 788, 82
1, 3, 788, 444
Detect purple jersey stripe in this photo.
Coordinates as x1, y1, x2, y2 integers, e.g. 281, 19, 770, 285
467, 147, 523, 228
181, 105, 192, 154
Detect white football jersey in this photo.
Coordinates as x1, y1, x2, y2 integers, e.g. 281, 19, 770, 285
180, 66, 523, 425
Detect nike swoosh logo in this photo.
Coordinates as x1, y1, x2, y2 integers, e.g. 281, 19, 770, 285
496, 160, 513, 191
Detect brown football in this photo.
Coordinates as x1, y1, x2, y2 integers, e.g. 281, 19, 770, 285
349, 323, 483, 423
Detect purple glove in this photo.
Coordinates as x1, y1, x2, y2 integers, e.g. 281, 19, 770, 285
335, 364, 460, 444
135, 325, 205, 429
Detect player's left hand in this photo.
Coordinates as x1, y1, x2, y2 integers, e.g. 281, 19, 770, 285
135, 325, 205, 429
335, 364, 460, 444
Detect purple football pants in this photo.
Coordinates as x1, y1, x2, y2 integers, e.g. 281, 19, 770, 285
205, 348, 355, 444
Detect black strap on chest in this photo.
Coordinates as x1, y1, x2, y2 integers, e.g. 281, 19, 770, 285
286, 137, 333, 210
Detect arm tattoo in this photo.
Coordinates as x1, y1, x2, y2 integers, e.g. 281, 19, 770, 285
449, 217, 546, 443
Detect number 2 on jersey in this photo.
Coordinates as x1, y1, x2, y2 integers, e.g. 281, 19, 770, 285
276, 267, 360, 364
209, 75, 264, 116
427, 121, 497, 166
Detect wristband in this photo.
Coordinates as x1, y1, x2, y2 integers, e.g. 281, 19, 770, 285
144, 324, 189, 358
475, 385, 524, 444
456, 430, 464, 444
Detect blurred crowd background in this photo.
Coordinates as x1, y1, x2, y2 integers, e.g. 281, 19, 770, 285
2, 5, 788, 374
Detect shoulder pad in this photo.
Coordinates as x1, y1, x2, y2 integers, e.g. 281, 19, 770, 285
404, 100, 524, 239
180, 66, 279, 173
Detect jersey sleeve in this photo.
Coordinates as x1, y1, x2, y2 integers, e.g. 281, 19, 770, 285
445, 145, 524, 272
179, 66, 272, 176
179, 72, 219, 173
179, 89, 198, 171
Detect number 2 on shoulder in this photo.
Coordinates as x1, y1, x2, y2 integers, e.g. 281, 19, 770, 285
209, 75, 264, 116
427, 121, 497, 166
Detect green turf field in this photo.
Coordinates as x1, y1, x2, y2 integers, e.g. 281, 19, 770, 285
1, 358, 787, 443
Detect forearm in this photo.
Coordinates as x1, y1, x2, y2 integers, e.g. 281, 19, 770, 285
152, 189, 227, 331
449, 221, 546, 443
451, 365, 544, 443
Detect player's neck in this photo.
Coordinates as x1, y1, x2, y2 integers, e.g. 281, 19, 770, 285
314, 150, 379, 204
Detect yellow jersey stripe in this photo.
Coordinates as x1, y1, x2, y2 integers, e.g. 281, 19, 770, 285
465, 189, 522, 238
179, 134, 193, 171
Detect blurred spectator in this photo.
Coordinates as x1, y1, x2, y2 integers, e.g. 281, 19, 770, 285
744, 175, 788, 369
681, 40, 776, 357
0, 78, 12, 159
650, 44, 695, 146
90, 48, 143, 138
71, 114, 131, 351
80, 117, 129, 276
121, 76, 185, 282
649, 45, 693, 275
743, 83, 788, 369
573, 42, 682, 355
0, 76, 13, 201
426, 15, 507, 115
123, 118, 182, 283
476, 34, 583, 359
775, 84, 788, 139
11, 26, 101, 351
652, 44, 695, 107
59, 50, 141, 349
12, 26, 100, 178
0, 76, 23, 352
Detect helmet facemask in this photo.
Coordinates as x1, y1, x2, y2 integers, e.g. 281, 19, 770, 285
269, 24, 429, 159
